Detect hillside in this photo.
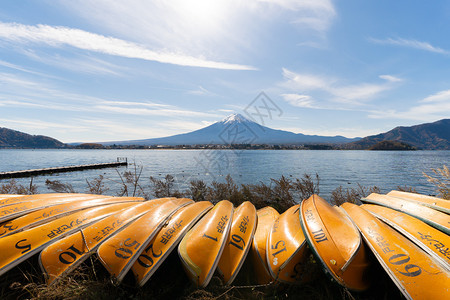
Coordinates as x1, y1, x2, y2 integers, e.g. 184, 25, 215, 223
347, 119, 450, 150
102, 114, 359, 146
368, 140, 416, 151
0, 127, 66, 148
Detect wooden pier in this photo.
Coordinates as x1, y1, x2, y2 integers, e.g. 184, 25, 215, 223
0, 158, 128, 179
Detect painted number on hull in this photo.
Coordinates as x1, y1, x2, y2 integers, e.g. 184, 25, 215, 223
114, 238, 141, 259
59, 244, 85, 264
388, 253, 422, 277
15, 239, 31, 254
0, 222, 18, 236
271, 240, 286, 266
229, 234, 245, 251
203, 233, 218, 242
136, 244, 162, 268
311, 229, 328, 243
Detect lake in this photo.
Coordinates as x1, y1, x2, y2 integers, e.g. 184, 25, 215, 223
0, 149, 448, 200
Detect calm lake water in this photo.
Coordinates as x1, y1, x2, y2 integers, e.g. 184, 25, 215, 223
0, 149, 449, 200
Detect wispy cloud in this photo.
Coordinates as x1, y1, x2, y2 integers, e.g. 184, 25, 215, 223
0, 59, 62, 79
22, 51, 127, 76
258, 0, 336, 32
95, 104, 217, 118
368, 89, 450, 121
369, 37, 449, 55
0, 71, 221, 119
0, 22, 256, 70
281, 93, 315, 108
379, 74, 403, 83
187, 86, 215, 96
281, 68, 395, 105
421, 89, 450, 103
0, 118, 83, 130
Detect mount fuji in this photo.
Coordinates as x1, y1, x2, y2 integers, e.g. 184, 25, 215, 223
102, 114, 360, 146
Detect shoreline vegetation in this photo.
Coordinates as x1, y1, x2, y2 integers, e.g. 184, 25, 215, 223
65, 140, 419, 150
0, 165, 448, 299
1, 140, 419, 150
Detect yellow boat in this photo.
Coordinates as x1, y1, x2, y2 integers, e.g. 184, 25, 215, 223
217, 201, 257, 285
0, 193, 108, 208
362, 204, 450, 271
0, 197, 144, 238
342, 202, 450, 300
387, 190, 450, 214
267, 205, 309, 284
0, 195, 142, 223
178, 200, 233, 287
96, 198, 193, 283
362, 193, 450, 234
132, 201, 213, 287
0, 194, 24, 202
39, 198, 182, 284
0, 201, 136, 277
300, 195, 371, 291
250, 206, 279, 284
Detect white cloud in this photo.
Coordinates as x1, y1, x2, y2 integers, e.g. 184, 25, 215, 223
94, 104, 216, 118
281, 93, 314, 108
258, 0, 336, 32
368, 89, 450, 121
22, 51, 127, 76
0, 72, 221, 119
421, 89, 450, 103
187, 86, 215, 96
379, 75, 403, 83
370, 37, 449, 55
282, 68, 332, 90
0, 118, 83, 130
0, 22, 256, 70
281, 68, 395, 104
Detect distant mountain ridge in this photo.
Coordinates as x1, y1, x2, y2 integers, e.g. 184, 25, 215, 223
347, 119, 450, 150
103, 114, 360, 146
0, 127, 66, 148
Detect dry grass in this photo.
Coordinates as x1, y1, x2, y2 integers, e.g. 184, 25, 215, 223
423, 165, 450, 199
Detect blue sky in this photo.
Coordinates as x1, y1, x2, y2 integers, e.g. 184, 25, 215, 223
0, 0, 449, 143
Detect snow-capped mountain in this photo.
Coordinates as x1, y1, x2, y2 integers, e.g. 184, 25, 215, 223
102, 113, 359, 145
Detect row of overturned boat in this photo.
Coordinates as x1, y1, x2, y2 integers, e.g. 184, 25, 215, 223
0, 190, 448, 299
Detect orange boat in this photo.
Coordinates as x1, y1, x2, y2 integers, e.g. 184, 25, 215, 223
132, 201, 213, 287
387, 190, 450, 214
0, 194, 142, 224
267, 205, 309, 284
96, 198, 193, 283
0, 193, 108, 208
362, 193, 450, 235
362, 204, 450, 271
39, 198, 182, 284
0, 197, 144, 238
0, 201, 136, 277
342, 202, 450, 300
250, 206, 279, 284
217, 201, 257, 285
178, 200, 233, 287
300, 195, 371, 291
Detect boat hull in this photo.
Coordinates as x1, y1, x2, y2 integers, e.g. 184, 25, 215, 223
342, 202, 450, 300
267, 205, 309, 284
132, 201, 213, 286
178, 200, 233, 287
300, 195, 371, 291
218, 201, 257, 285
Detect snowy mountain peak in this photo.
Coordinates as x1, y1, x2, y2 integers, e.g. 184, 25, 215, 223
221, 113, 251, 124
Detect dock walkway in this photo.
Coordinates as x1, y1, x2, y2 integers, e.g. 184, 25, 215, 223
0, 158, 128, 179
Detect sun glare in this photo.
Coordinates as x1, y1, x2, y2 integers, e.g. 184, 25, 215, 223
174, 0, 231, 31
